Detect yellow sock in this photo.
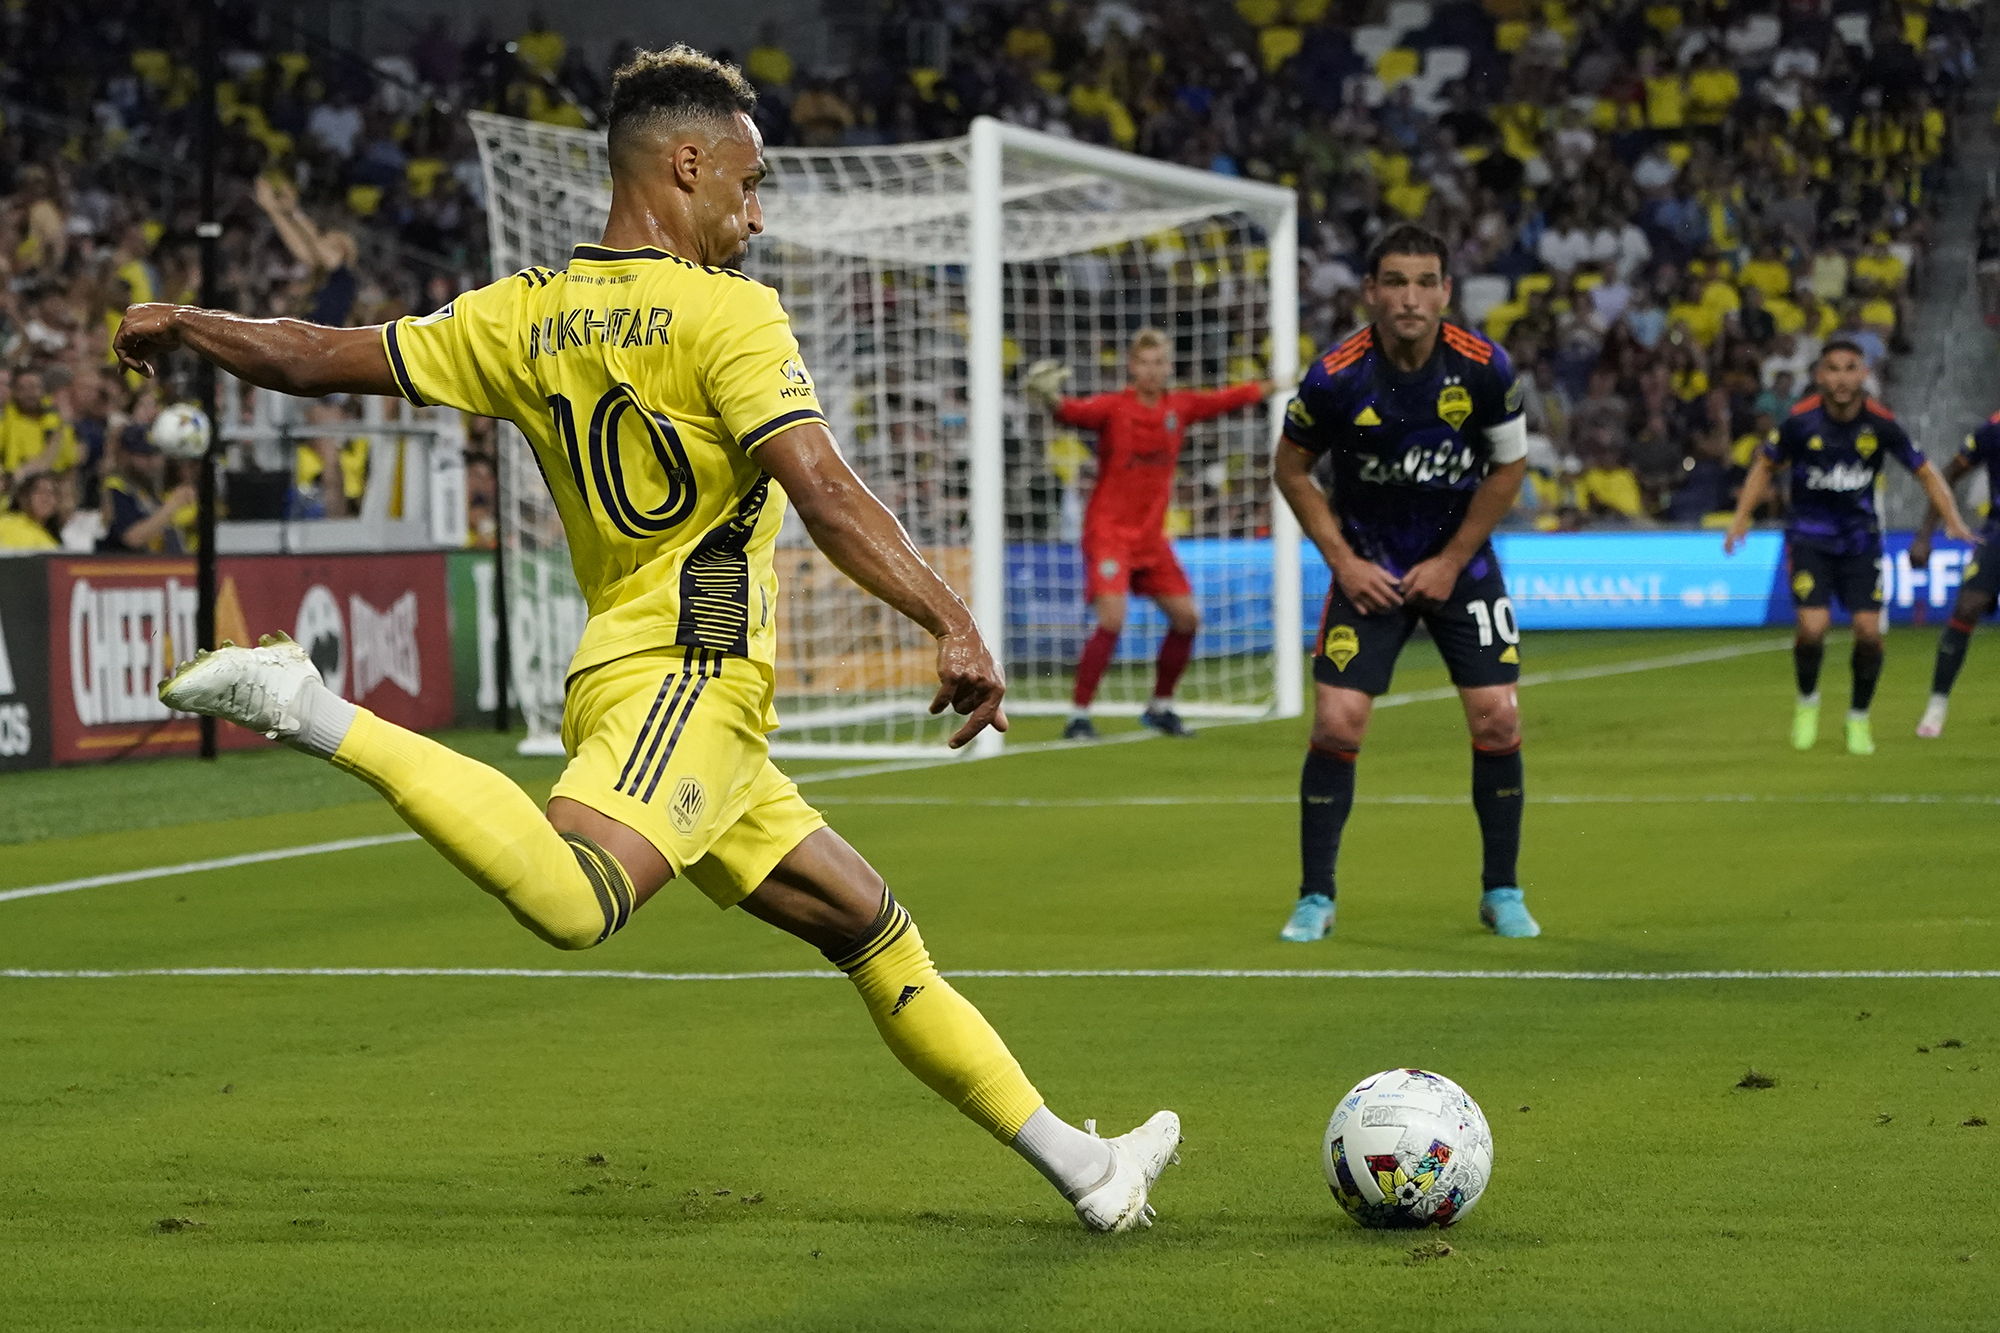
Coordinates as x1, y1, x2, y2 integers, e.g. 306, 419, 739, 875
331, 708, 634, 950
832, 893, 1045, 1141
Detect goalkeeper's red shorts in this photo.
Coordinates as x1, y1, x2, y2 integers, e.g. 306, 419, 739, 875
1082, 530, 1191, 600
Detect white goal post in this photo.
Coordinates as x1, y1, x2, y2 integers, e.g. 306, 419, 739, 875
470, 111, 1303, 759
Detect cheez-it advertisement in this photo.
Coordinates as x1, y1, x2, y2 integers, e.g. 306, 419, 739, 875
47, 553, 452, 764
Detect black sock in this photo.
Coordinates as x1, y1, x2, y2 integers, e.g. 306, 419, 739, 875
1794, 638, 1824, 697
1300, 745, 1356, 900
1471, 745, 1524, 891
1851, 639, 1884, 712
1933, 618, 1975, 696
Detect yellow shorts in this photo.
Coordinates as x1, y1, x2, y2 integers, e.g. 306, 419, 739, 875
551, 646, 825, 909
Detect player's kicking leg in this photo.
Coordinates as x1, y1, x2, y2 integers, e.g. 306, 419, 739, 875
738, 827, 1179, 1232
1139, 592, 1200, 738
1066, 590, 1127, 741
161, 636, 1179, 1232
1918, 575, 1997, 737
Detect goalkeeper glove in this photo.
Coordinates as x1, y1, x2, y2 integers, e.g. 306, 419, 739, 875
1021, 358, 1071, 408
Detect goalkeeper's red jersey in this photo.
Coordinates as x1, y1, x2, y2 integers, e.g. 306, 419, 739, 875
1055, 383, 1265, 541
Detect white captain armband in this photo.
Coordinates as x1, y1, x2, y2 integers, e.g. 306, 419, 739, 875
1484, 414, 1529, 464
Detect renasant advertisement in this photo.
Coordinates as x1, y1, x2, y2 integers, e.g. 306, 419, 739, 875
44, 553, 452, 765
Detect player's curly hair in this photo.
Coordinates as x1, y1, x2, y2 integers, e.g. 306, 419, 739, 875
1365, 223, 1451, 279
607, 44, 757, 167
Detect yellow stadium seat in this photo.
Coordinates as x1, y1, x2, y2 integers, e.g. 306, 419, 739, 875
1290, 0, 1332, 20
1665, 140, 1694, 169
346, 184, 384, 217
406, 157, 448, 199
1495, 19, 1531, 51
1515, 272, 1555, 298
1375, 47, 1421, 85
1385, 181, 1432, 219
1236, 0, 1284, 26
1260, 26, 1305, 72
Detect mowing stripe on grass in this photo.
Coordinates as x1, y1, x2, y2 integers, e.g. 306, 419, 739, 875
4, 967, 1999, 981
0, 834, 421, 904
0, 638, 1816, 907
3, 791, 1990, 906
789, 636, 1796, 784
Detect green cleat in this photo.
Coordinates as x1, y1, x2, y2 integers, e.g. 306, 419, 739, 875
1846, 714, 1875, 756
1791, 698, 1820, 751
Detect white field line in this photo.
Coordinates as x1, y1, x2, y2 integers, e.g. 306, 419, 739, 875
815, 792, 2000, 808
3, 967, 1997, 982
791, 636, 1796, 785
0, 637, 1819, 908
0, 834, 421, 905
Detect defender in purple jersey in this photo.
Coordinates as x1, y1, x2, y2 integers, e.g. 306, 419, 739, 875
1910, 411, 2000, 737
1274, 224, 1537, 942
1726, 340, 1972, 754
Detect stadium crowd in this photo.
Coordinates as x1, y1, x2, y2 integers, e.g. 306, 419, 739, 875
0, 0, 1985, 549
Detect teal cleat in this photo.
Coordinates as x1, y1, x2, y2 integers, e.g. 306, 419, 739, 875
1280, 893, 1335, 942
1480, 888, 1541, 938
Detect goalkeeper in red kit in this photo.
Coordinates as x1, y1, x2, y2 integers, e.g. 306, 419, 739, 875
1026, 329, 1271, 739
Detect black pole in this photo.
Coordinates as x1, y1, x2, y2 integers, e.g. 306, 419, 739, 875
195, 0, 221, 759
492, 450, 511, 732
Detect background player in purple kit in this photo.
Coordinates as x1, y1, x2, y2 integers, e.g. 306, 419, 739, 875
1725, 341, 1972, 755
1911, 411, 2000, 738
1273, 224, 1536, 943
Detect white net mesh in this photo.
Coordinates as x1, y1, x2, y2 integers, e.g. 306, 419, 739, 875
470, 112, 1292, 753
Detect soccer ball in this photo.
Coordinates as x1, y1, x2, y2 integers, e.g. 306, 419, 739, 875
149, 403, 213, 459
1323, 1068, 1493, 1229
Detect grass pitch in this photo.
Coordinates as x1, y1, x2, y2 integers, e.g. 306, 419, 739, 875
3, 628, 1998, 1331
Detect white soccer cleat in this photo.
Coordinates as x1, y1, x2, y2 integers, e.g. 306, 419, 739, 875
1071, 1111, 1182, 1233
158, 633, 321, 741
1917, 695, 1949, 739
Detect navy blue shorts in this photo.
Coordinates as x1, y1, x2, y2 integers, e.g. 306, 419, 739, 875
1312, 551, 1520, 697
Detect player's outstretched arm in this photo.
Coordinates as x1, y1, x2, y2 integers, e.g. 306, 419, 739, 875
115, 304, 399, 399
1724, 454, 1777, 554
759, 420, 1006, 748
1914, 460, 1978, 546
1274, 439, 1402, 612
1910, 455, 1974, 563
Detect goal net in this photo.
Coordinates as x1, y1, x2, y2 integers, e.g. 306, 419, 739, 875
471, 112, 1301, 758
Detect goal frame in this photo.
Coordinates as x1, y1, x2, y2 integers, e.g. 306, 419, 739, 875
960, 117, 1304, 757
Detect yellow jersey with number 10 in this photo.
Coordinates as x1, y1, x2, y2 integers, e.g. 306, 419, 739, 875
381, 243, 826, 716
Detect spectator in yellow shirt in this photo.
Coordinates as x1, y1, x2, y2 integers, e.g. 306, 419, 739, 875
1852, 233, 1907, 292
0, 370, 78, 478
746, 23, 794, 90
1686, 48, 1739, 134
1667, 275, 1724, 347
1737, 242, 1792, 300
0, 472, 62, 549
1643, 54, 1686, 132
513, 14, 566, 80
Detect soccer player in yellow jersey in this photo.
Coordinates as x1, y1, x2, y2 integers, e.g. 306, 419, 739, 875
115, 46, 1178, 1232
